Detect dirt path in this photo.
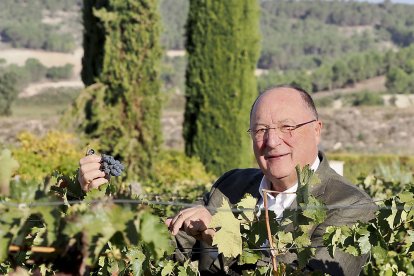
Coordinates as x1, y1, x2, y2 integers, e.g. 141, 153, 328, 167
19, 80, 84, 98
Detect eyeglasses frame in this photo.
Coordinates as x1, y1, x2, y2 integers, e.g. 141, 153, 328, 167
247, 119, 317, 141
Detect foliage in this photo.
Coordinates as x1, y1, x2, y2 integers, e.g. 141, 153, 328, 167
143, 150, 214, 217
323, 174, 414, 276
184, 0, 261, 175
0, 70, 18, 116
11, 131, 83, 180
314, 95, 336, 108
0, 60, 77, 116
0, 170, 188, 275
152, 150, 214, 187
45, 64, 74, 81
15, 87, 80, 107
0, 0, 77, 52
159, 0, 189, 50
0, 147, 413, 274
70, 0, 163, 180
343, 91, 384, 107
385, 45, 414, 94
0, 149, 19, 196
326, 153, 414, 184
160, 56, 187, 94
258, 49, 387, 93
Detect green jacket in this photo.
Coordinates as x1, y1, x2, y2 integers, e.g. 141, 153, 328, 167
174, 152, 377, 275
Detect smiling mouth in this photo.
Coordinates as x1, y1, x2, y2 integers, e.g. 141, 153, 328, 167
265, 153, 289, 160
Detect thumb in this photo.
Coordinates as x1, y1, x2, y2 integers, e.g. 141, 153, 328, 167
165, 217, 173, 228
200, 228, 216, 246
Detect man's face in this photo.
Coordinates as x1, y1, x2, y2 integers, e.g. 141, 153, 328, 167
250, 88, 322, 187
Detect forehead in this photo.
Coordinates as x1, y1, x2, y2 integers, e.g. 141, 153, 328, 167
251, 88, 311, 123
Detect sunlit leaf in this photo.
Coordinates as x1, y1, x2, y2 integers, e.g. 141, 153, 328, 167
210, 198, 242, 258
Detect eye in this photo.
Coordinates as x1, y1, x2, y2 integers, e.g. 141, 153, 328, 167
280, 125, 294, 133
255, 128, 267, 134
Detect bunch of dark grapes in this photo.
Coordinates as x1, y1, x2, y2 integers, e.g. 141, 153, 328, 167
101, 154, 124, 177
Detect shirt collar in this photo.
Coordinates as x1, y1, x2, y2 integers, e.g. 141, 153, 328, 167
258, 155, 320, 199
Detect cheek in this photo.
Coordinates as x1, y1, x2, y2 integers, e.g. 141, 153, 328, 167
253, 141, 265, 155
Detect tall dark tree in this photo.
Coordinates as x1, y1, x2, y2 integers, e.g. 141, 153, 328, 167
69, 0, 162, 179
0, 71, 18, 116
184, 0, 261, 175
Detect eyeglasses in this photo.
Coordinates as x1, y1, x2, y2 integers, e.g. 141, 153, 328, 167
247, 119, 317, 142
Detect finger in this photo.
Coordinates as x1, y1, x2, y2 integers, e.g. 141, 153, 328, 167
170, 206, 211, 235
165, 217, 173, 227
81, 170, 106, 190
182, 208, 212, 236
183, 217, 207, 236
79, 154, 102, 166
82, 170, 106, 184
79, 162, 102, 177
170, 209, 200, 235
88, 177, 109, 190
200, 228, 216, 245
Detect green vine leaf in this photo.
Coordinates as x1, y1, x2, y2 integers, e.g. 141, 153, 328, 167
126, 247, 146, 276
209, 197, 242, 258
237, 194, 257, 223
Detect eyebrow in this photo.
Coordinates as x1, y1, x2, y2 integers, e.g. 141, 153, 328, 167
253, 119, 295, 126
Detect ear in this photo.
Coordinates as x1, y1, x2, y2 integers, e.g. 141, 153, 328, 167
314, 120, 323, 144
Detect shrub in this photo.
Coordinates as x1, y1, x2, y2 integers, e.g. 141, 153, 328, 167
326, 152, 414, 184
46, 64, 74, 80
12, 131, 83, 180
144, 150, 215, 217
343, 91, 384, 106
0, 71, 18, 116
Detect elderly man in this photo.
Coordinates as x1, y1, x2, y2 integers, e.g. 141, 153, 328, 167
78, 85, 376, 275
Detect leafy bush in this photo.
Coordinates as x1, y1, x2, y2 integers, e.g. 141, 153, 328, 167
24, 58, 47, 82
314, 95, 335, 108
153, 150, 214, 186
145, 150, 214, 198
12, 131, 83, 180
46, 64, 74, 80
343, 91, 384, 106
327, 153, 414, 183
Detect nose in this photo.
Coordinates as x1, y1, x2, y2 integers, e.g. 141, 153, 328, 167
265, 128, 283, 147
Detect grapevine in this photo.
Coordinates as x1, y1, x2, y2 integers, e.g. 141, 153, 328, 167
0, 151, 413, 274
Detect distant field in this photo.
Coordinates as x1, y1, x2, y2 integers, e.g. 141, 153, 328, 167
0, 47, 83, 77
12, 88, 80, 118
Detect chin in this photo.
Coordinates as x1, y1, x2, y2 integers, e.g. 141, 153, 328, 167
266, 166, 293, 180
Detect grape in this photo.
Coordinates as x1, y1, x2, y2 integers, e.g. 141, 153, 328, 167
100, 154, 125, 177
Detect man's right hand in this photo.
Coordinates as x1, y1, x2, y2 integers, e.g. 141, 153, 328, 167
165, 205, 216, 245
78, 154, 108, 191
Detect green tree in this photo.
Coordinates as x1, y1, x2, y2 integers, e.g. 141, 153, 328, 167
69, 0, 162, 179
386, 67, 410, 94
25, 58, 47, 82
184, 0, 261, 175
0, 71, 18, 116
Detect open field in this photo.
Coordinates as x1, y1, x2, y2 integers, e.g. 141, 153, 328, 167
0, 47, 83, 77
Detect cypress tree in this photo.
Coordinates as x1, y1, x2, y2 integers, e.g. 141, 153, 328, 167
70, 0, 162, 179
184, 1, 261, 175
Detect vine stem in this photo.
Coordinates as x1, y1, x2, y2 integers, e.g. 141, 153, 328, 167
263, 190, 278, 275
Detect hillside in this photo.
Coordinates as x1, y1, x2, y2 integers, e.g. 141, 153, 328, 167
1, 0, 414, 156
